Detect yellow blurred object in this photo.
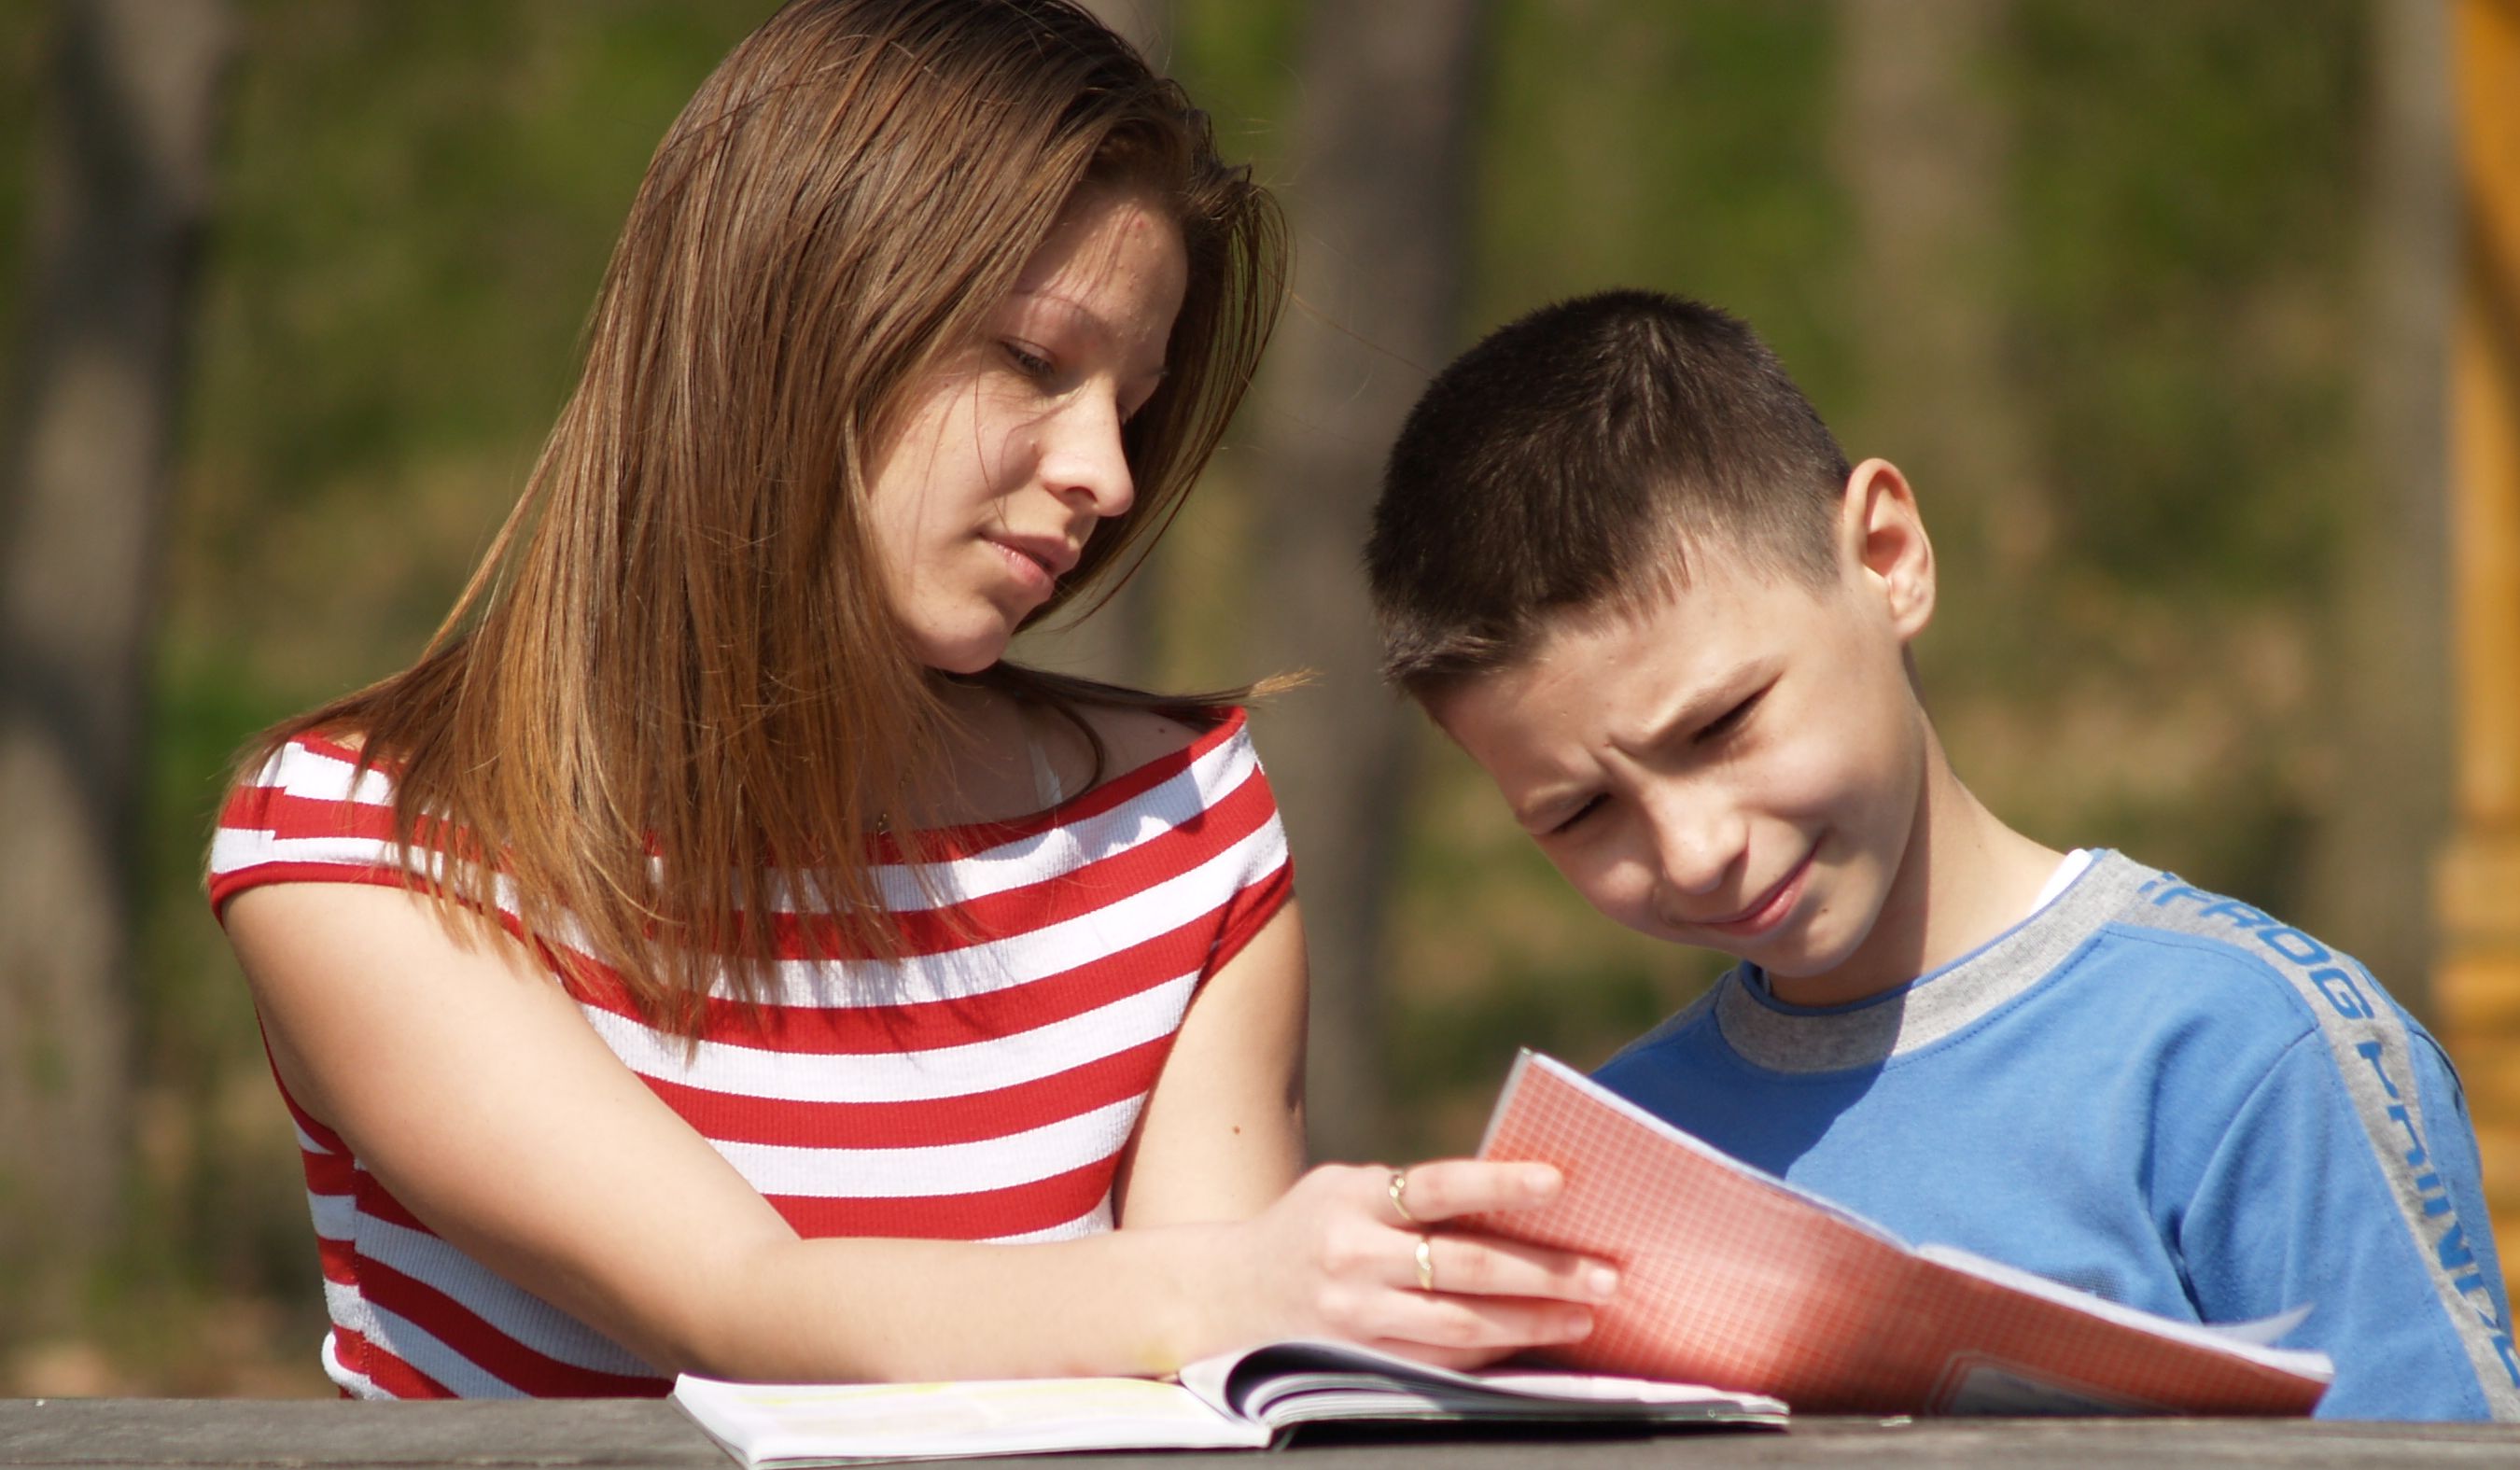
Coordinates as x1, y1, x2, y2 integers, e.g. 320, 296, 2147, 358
2440, 0, 2520, 1302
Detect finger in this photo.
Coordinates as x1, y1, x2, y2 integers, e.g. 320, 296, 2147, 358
1376, 1158, 1564, 1225
1361, 1292, 1597, 1356
1407, 1231, 1619, 1305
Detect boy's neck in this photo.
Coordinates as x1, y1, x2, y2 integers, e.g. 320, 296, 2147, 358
1765, 735, 2065, 1009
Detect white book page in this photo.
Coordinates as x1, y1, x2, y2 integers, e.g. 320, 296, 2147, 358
1178, 1338, 1786, 1427
1911, 1244, 2333, 1381
672, 1373, 1264, 1466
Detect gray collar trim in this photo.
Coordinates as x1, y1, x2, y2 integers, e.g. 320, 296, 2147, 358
1710, 849, 2155, 1074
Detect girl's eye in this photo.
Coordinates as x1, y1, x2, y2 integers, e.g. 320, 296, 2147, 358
1001, 342, 1055, 379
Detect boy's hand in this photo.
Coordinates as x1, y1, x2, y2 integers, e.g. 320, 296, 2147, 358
1213, 1160, 1618, 1369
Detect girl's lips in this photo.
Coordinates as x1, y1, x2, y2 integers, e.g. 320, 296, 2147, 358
987, 537, 1058, 598
1697, 849, 1814, 940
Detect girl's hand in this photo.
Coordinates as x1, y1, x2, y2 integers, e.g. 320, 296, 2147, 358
1211, 1159, 1618, 1369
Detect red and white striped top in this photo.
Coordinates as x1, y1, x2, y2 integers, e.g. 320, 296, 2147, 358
208, 711, 1293, 1399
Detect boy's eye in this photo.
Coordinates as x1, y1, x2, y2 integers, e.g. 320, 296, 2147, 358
1547, 795, 1604, 837
1696, 688, 1766, 744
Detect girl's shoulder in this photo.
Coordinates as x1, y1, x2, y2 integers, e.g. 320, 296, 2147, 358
1054, 702, 1266, 814
207, 730, 413, 920
1072, 702, 1245, 780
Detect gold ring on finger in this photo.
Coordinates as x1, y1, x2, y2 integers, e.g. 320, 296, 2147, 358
1414, 1233, 1436, 1293
1388, 1168, 1420, 1226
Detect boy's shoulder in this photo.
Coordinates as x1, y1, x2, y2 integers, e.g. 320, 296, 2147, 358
2092, 857, 2416, 1040
1605, 850, 2419, 1087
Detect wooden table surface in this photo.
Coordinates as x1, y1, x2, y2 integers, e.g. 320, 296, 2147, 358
6, 1400, 2520, 1470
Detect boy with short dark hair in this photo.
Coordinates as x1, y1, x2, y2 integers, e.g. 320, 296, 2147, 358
1365, 288, 2520, 1421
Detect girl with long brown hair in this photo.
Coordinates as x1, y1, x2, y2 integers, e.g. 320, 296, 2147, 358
208, 0, 1614, 1397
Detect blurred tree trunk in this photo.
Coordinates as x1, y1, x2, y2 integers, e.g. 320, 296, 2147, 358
1042, 0, 1174, 689
2305, 0, 2455, 1001
1244, 0, 1485, 1162
0, 0, 228, 1331
1834, 0, 2046, 641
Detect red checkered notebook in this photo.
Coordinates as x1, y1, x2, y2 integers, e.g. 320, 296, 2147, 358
1469, 1052, 2331, 1416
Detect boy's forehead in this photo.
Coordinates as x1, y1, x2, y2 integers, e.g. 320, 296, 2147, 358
1427, 561, 1833, 763
1429, 592, 1711, 749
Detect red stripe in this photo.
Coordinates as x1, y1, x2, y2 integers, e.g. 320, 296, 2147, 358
217, 750, 1270, 966
317, 1234, 358, 1286
210, 861, 426, 920
217, 785, 399, 842
770, 1158, 1114, 1239
573, 911, 1215, 1054
260, 1040, 349, 1155
1204, 860, 1294, 979
777, 769, 1279, 960
357, 1178, 436, 1238
217, 780, 286, 831
866, 709, 1244, 864
217, 788, 472, 861
644, 1036, 1168, 1148
296, 733, 372, 766
332, 1324, 453, 1400
357, 1254, 666, 1398
301, 1147, 357, 1197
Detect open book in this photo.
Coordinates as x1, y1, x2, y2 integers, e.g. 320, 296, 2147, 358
672, 1339, 1785, 1466
1471, 1050, 2335, 1416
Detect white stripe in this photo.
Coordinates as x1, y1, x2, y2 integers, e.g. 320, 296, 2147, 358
271, 741, 399, 805
693, 824, 1283, 1013
217, 737, 1288, 1020
715, 1094, 1145, 1198
989, 1199, 1113, 1244
292, 1119, 331, 1155
308, 1188, 356, 1244
359, 1299, 525, 1398
213, 830, 426, 879
320, 1279, 369, 1356
776, 731, 1267, 914
592, 972, 1197, 1103
320, 1327, 383, 1400
357, 1214, 654, 1379
224, 729, 1267, 917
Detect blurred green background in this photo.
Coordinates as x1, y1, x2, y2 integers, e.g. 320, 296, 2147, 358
0, 0, 2454, 1393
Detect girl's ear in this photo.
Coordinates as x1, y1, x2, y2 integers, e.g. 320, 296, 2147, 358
1839, 457, 1936, 642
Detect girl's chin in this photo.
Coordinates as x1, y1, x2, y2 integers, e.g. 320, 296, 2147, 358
906, 619, 1016, 676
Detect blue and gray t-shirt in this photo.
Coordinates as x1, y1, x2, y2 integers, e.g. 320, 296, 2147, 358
1597, 849, 2520, 1421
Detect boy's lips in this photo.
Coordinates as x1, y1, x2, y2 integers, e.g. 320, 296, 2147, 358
1693, 849, 1814, 940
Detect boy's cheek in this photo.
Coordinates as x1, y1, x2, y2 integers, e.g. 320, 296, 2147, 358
1549, 850, 1665, 940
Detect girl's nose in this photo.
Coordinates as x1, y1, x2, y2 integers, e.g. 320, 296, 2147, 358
1038, 392, 1136, 520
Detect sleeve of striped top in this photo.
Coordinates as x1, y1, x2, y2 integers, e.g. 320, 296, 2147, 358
1197, 721, 1295, 980
208, 735, 433, 921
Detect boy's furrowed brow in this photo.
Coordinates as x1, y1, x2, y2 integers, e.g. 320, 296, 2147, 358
1610, 663, 1752, 753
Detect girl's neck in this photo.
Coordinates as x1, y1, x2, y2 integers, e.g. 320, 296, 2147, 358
894, 678, 1085, 830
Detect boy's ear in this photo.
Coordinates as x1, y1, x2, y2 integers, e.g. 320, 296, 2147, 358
1839, 457, 1935, 642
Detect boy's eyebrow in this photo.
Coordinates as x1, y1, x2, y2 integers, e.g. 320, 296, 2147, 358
1610, 663, 1756, 755
1505, 667, 1748, 832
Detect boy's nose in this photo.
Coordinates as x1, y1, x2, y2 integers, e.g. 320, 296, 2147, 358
1647, 799, 1743, 908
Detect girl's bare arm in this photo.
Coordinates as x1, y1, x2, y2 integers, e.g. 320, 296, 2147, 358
229, 883, 1613, 1383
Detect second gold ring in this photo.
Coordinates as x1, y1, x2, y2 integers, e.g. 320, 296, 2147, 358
1414, 1233, 1436, 1293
